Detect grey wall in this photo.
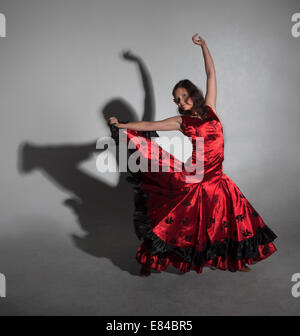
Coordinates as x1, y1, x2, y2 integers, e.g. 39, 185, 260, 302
0, 0, 299, 315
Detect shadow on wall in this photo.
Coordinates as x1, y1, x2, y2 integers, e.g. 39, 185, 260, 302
17, 50, 179, 276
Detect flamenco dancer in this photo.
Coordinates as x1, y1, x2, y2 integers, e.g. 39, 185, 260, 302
108, 34, 277, 277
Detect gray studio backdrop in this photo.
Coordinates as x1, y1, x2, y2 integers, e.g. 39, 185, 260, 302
0, 0, 299, 315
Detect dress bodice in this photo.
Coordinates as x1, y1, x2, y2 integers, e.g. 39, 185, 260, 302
108, 105, 278, 274
110, 105, 224, 184
180, 105, 224, 181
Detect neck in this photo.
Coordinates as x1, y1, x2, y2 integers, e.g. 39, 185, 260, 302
190, 112, 202, 119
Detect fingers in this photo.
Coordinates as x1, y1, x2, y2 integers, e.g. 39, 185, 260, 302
192, 33, 205, 46
108, 117, 118, 125
192, 34, 200, 44
192, 33, 198, 43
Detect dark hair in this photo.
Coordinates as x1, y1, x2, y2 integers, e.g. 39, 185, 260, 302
172, 79, 210, 120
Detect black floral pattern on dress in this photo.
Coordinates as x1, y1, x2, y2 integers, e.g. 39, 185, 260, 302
109, 122, 278, 269
242, 229, 252, 238
235, 214, 246, 222
221, 220, 230, 231
165, 216, 174, 225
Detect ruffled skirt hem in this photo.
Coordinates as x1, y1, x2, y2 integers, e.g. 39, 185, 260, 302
136, 241, 277, 274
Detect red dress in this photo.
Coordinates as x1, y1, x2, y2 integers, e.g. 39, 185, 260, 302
109, 105, 277, 273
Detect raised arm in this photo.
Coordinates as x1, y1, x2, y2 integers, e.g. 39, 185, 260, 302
192, 34, 217, 111
109, 116, 183, 132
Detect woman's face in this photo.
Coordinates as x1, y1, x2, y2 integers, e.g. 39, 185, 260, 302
173, 87, 194, 111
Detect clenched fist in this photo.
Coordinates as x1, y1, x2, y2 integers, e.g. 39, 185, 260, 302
192, 33, 206, 47
108, 116, 120, 128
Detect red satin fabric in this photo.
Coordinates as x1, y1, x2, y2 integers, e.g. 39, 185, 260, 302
119, 105, 277, 273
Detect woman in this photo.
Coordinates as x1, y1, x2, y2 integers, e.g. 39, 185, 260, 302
108, 34, 277, 276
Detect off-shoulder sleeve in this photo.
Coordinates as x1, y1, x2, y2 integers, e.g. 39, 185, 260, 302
204, 105, 220, 123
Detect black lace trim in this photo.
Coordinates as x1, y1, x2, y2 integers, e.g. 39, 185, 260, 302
109, 121, 278, 268
132, 181, 277, 264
